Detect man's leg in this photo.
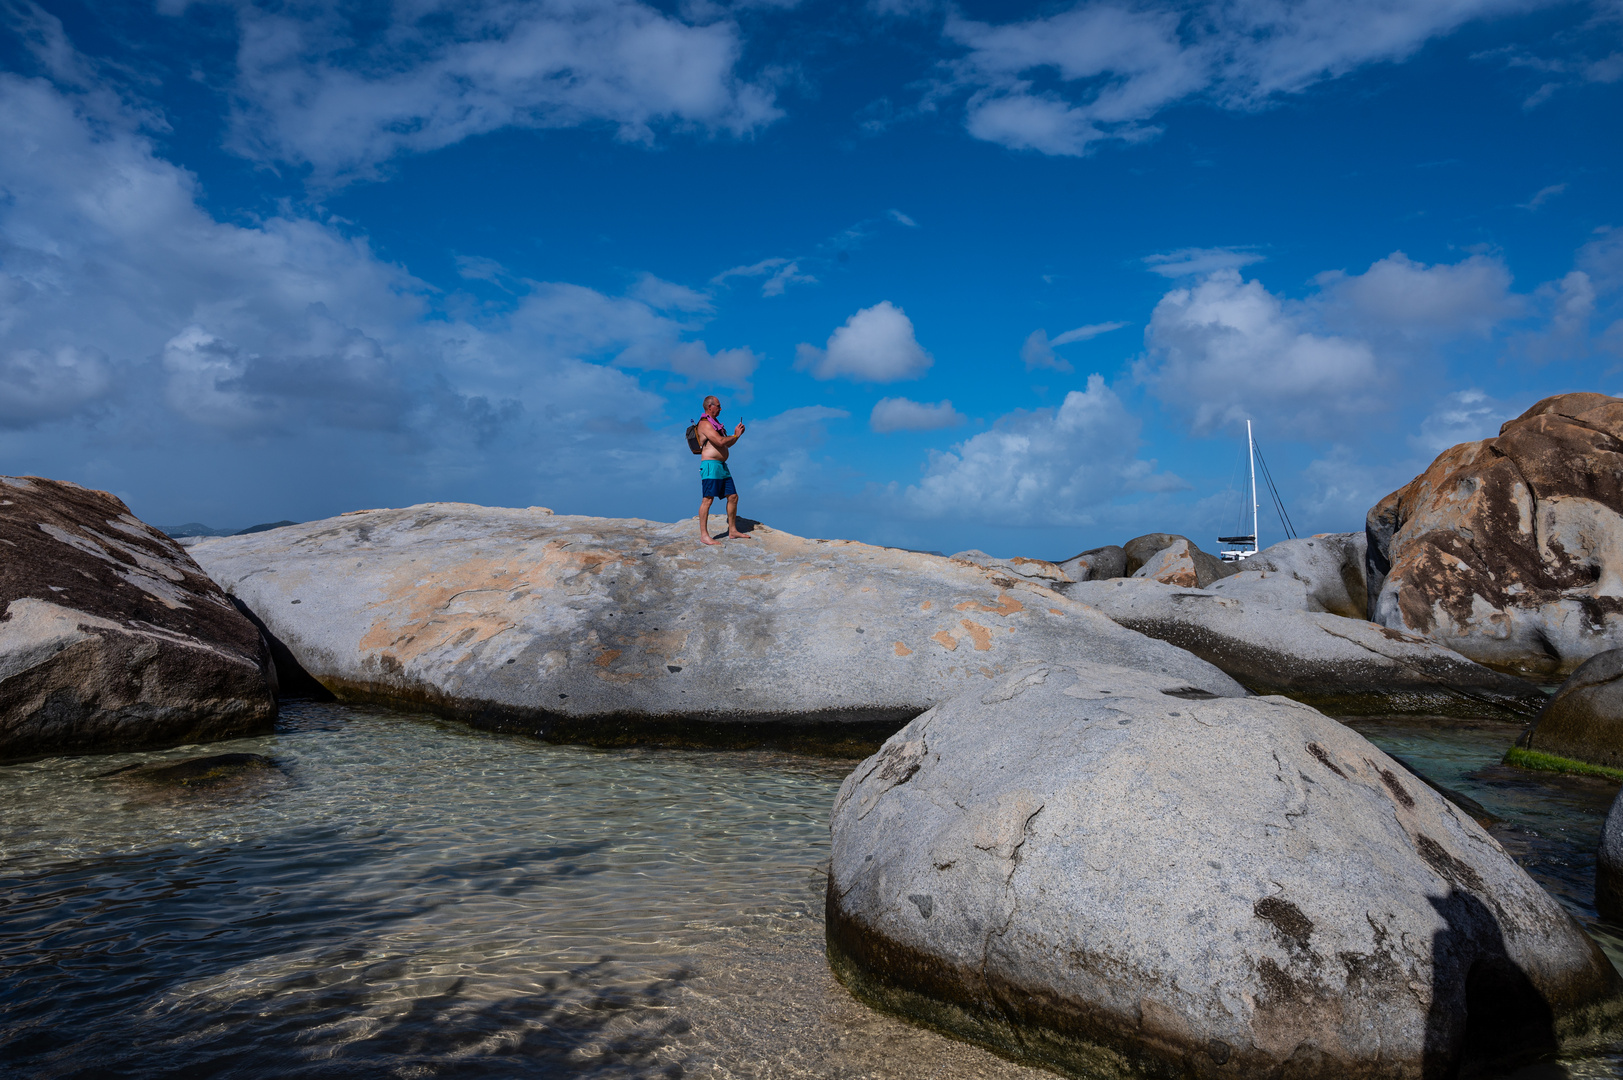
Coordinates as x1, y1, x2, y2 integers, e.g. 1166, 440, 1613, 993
699, 494, 720, 546
726, 492, 750, 539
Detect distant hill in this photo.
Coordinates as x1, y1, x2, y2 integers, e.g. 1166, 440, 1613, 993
159, 520, 301, 538
158, 523, 235, 538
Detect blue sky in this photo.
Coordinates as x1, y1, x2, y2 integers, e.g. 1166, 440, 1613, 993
1, 0, 1620, 558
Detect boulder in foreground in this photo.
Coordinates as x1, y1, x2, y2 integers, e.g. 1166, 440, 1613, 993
828, 661, 1623, 1079
188, 504, 1243, 748
1068, 577, 1545, 719
1521, 648, 1623, 769
0, 477, 276, 762
1598, 787, 1623, 923
1367, 392, 1623, 680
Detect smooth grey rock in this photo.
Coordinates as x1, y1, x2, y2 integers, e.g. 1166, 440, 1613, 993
947, 550, 1072, 585
828, 661, 1623, 1079
0, 476, 276, 762
189, 504, 1243, 746
1056, 545, 1125, 583
1599, 788, 1623, 922
1068, 577, 1546, 718
1209, 533, 1369, 619
1523, 649, 1623, 768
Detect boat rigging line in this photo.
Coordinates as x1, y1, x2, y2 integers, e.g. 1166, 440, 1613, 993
1251, 436, 1298, 541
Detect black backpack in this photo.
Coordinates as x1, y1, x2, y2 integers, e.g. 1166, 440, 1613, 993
684, 421, 704, 455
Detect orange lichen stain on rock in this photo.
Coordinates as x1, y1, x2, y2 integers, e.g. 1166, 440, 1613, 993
894, 641, 913, 657
932, 630, 959, 651
920, 600, 933, 611
861, 587, 872, 592
1048, 608, 1065, 616
979, 666, 997, 678
954, 592, 1025, 617
959, 619, 993, 651
359, 556, 525, 662
737, 573, 773, 581
639, 630, 690, 657
593, 648, 622, 667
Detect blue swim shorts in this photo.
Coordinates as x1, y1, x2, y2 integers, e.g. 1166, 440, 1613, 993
700, 459, 736, 499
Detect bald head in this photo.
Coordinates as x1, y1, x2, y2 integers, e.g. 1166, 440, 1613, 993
703, 395, 720, 414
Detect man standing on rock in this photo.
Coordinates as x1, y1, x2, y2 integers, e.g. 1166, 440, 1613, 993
695, 395, 749, 546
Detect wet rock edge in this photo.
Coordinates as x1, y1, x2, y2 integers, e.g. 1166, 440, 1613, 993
826, 881, 1623, 1080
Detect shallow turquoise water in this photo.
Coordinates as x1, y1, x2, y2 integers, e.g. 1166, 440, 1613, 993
0, 703, 1620, 1078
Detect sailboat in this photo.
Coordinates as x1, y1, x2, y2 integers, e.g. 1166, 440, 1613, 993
1218, 419, 1296, 562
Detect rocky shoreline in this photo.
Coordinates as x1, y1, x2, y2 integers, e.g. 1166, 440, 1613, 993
9, 391, 1623, 1077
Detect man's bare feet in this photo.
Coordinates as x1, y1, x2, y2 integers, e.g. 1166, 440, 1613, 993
728, 530, 752, 539
699, 534, 722, 546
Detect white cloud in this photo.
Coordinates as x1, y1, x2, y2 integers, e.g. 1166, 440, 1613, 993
796, 301, 933, 382
1412, 388, 1514, 454
1316, 251, 1521, 338
223, 0, 783, 181
1138, 252, 1534, 439
710, 257, 818, 297
1143, 247, 1266, 278
943, 0, 1547, 156
1020, 322, 1128, 370
0, 345, 112, 427
0, 64, 751, 455
888, 209, 920, 227
870, 396, 965, 432
900, 374, 1184, 524
628, 272, 714, 313
1520, 182, 1568, 209
1136, 269, 1382, 438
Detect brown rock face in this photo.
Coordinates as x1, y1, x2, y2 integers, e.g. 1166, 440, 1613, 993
1125, 534, 1239, 589
1367, 393, 1623, 679
0, 477, 276, 761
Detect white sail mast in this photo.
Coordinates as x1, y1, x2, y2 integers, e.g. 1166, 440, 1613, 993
1247, 419, 1258, 556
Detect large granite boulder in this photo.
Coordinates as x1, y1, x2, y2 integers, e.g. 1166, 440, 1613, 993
1598, 787, 1623, 922
1208, 534, 1368, 620
1056, 545, 1126, 583
828, 661, 1623, 1078
187, 504, 1243, 746
1520, 648, 1623, 768
1067, 577, 1546, 718
1367, 392, 1623, 680
1125, 534, 1239, 589
0, 476, 277, 761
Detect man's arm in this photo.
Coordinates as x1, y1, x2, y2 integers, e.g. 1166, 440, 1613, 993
703, 424, 743, 449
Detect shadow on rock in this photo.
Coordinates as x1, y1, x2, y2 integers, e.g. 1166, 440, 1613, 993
1424, 889, 1559, 1078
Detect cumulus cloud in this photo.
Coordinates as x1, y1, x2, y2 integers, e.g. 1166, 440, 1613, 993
1316, 252, 1521, 338
1137, 250, 1540, 439
900, 374, 1184, 524
870, 397, 965, 432
943, 0, 1545, 156
1143, 247, 1265, 278
222, 0, 783, 181
1136, 269, 1382, 438
0, 345, 112, 428
1021, 322, 1128, 370
796, 301, 933, 382
0, 62, 750, 458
